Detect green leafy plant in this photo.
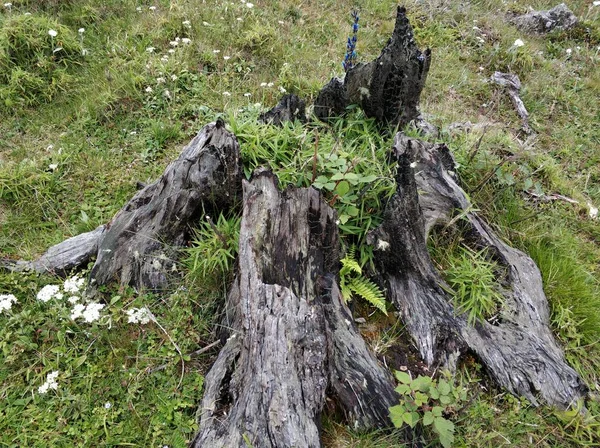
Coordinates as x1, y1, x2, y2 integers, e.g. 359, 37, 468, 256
184, 213, 241, 286
443, 247, 505, 325
339, 245, 387, 315
389, 371, 467, 448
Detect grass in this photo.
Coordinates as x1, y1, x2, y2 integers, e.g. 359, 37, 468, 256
0, 0, 599, 446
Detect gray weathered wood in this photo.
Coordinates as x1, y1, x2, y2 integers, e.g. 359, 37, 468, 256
369, 133, 587, 409
491, 72, 532, 135
259, 93, 307, 125
4, 121, 242, 292
1, 225, 105, 275
193, 171, 399, 447
314, 6, 431, 128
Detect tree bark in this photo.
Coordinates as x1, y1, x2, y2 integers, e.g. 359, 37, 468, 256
3, 120, 242, 293
314, 6, 431, 128
193, 170, 399, 448
369, 133, 587, 409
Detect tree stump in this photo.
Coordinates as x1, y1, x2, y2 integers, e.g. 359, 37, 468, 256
192, 171, 399, 447
314, 6, 431, 129
368, 133, 587, 409
3, 120, 242, 293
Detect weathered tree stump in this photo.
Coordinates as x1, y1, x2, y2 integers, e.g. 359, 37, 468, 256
368, 133, 587, 409
314, 6, 431, 129
259, 93, 307, 126
192, 171, 399, 447
3, 120, 241, 293
511, 3, 578, 34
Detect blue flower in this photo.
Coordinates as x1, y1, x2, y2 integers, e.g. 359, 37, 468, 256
342, 10, 360, 72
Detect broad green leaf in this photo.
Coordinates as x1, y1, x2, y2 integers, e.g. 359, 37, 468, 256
359, 174, 378, 183
403, 411, 420, 428
423, 411, 434, 426
414, 391, 429, 406
73, 354, 87, 368
432, 406, 443, 417
433, 417, 455, 448
335, 180, 350, 196
394, 371, 412, 384
339, 214, 350, 224
440, 394, 452, 405
394, 384, 411, 395
429, 387, 440, 399
324, 182, 336, 191
412, 375, 432, 392
389, 405, 406, 428
330, 172, 345, 181
345, 205, 359, 217
438, 379, 451, 395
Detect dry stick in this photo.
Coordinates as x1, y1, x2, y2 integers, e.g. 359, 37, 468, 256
311, 133, 320, 183
467, 125, 488, 165
470, 155, 516, 194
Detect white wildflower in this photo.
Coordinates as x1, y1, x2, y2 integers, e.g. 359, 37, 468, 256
594, 1, 600, 6
223, 55, 231, 60
70, 303, 85, 320
37, 285, 60, 302
168, 49, 175, 54
146, 46, 155, 53
145, 86, 153, 93
267, 82, 274, 87
163, 89, 171, 99
246, 2, 254, 8
48, 30, 58, 37
38, 371, 59, 394
260, 82, 267, 87
156, 77, 166, 84
181, 38, 191, 44
183, 20, 191, 27
161, 55, 169, 63
64, 275, 85, 293
376, 239, 390, 251
222, 91, 231, 96
82, 302, 104, 323
78, 28, 85, 34
0, 294, 17, 314
213, 49, 220, 54
126, 307, 154, 325
48, 163, 58, 171
202, 21, 211, 26
171, 74, 177, 81
588, 203, 598, 219
513, 39, 524, 47
278, 20, 285, 25
136, 6, 142, 12
278, 86, 287, 93
149, 6, 156, 11
236, 17, 243, 21
243, 92, 251, 97
566, 48, 572, 55
67, 296, 80, 304
47, 144, 54, 151
104, 402, 112, 409
169, 40, 179, 47
3, 3, 12, 8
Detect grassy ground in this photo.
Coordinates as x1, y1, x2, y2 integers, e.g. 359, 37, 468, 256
1, 0, 599, 446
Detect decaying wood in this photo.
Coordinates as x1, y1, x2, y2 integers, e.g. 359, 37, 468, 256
1, 225, 105, 275
369, 133, 587, 409
259, 93, 307, 125
193, 171, 399, 447
5, 120, 242, 292
491, 71, 533, 135
314, 6, 431, 128
511, 3, 578, 34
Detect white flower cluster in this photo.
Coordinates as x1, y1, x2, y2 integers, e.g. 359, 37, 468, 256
64, 275, 85, 294
126, 307, 154, 325
38, 371, 59, 394
70, 302, 105, 323
37, 284, 62, 302
0, 294, 17, 314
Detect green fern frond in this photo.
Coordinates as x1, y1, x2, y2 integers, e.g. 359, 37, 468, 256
340, 245, 362, 276
349, 276, 388, 315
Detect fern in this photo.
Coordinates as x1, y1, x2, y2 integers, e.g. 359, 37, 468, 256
348, 277, 387, 315
340, 245, 387, 315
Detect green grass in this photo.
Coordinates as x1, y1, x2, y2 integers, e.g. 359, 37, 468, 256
1, 0, 600, 446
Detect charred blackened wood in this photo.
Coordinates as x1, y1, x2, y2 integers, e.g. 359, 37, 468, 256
370, 133, 587, 409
